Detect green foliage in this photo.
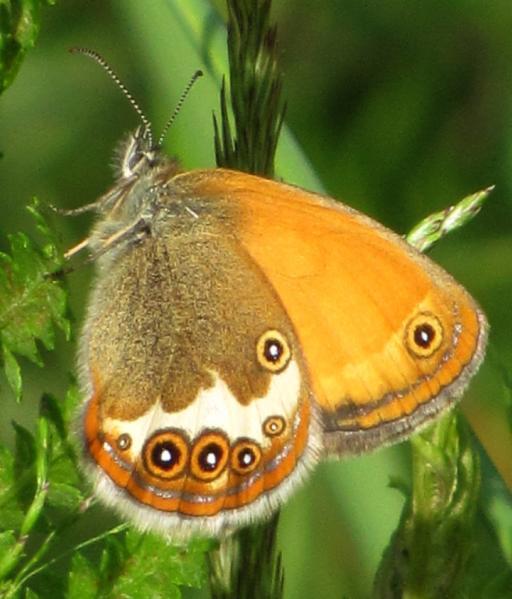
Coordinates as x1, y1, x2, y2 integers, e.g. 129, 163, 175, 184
0, 199, 69, 401
66, 532, 209, 599
0, 388, 82, 597
0, 0, 55, 94
375, 415, 512, 598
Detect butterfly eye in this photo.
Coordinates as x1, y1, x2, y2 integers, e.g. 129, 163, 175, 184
405, 313, 444, 358
256, 330, 291, 372
231, 440, 262, 475
263, 415, 286, 438
190, 432, 229, 481
143, 431, 189, 480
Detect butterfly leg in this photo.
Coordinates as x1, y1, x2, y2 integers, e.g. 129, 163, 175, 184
85, 215, 152, 262
48, 200, 105, 217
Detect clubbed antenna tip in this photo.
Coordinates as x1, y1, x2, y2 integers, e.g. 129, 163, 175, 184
156, 69, 204, 148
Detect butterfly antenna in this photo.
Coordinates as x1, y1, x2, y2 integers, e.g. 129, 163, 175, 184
69, 47, 153, 146
156, 69, 203, 148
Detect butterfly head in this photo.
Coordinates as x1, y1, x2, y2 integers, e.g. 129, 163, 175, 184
116, 125, 160, 180
69, 47, 202, 184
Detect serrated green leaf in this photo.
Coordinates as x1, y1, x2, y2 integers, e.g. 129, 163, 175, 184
46, 482, 82, 512
34, 393, 83, 524
98, 534, 127, 586
67, 553, 97, 599
41, 389, 80, 440
13, 422, 36, 476
17, 415, 50, 538
0, 445, 25, 531
126, 531, 209, 588
40, 392, 81, 483
0, 202, 69, 400
25, 199, 61, 262
61, 386, 81, 430
95, 530, 207, 598
2, 344, 21, 401
46, 458, 82, 506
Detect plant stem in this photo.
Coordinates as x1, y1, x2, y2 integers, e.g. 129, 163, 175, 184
373, 189, 490, 598
209, 0, 285, 597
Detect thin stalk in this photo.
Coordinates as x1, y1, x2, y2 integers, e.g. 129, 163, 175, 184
373, 187, 491, 598
209, 0, 286, 597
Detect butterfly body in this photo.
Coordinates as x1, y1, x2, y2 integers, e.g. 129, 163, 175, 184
76, 127, 487, 540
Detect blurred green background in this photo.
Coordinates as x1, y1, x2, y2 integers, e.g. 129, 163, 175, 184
1, 1, 511, 597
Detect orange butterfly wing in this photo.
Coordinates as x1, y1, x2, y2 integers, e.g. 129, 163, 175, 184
178, 169, 487, 453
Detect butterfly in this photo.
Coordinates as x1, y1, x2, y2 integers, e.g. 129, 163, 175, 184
68, 49, 487, 541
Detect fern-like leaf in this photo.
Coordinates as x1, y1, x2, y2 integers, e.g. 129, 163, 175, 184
0, 198, 69, 400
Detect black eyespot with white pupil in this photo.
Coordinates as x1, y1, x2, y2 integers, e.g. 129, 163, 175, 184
405, 312, 444, 358
152, 441, 180, 470
238, 448, 256, 467
190, 432, 229, 481
256, 330, 291, 372
143, 430, 188, 479
198, 443, 223, 472
414, 323, 436, 348
267, 339, 283, 362
231, 440, 262, 475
